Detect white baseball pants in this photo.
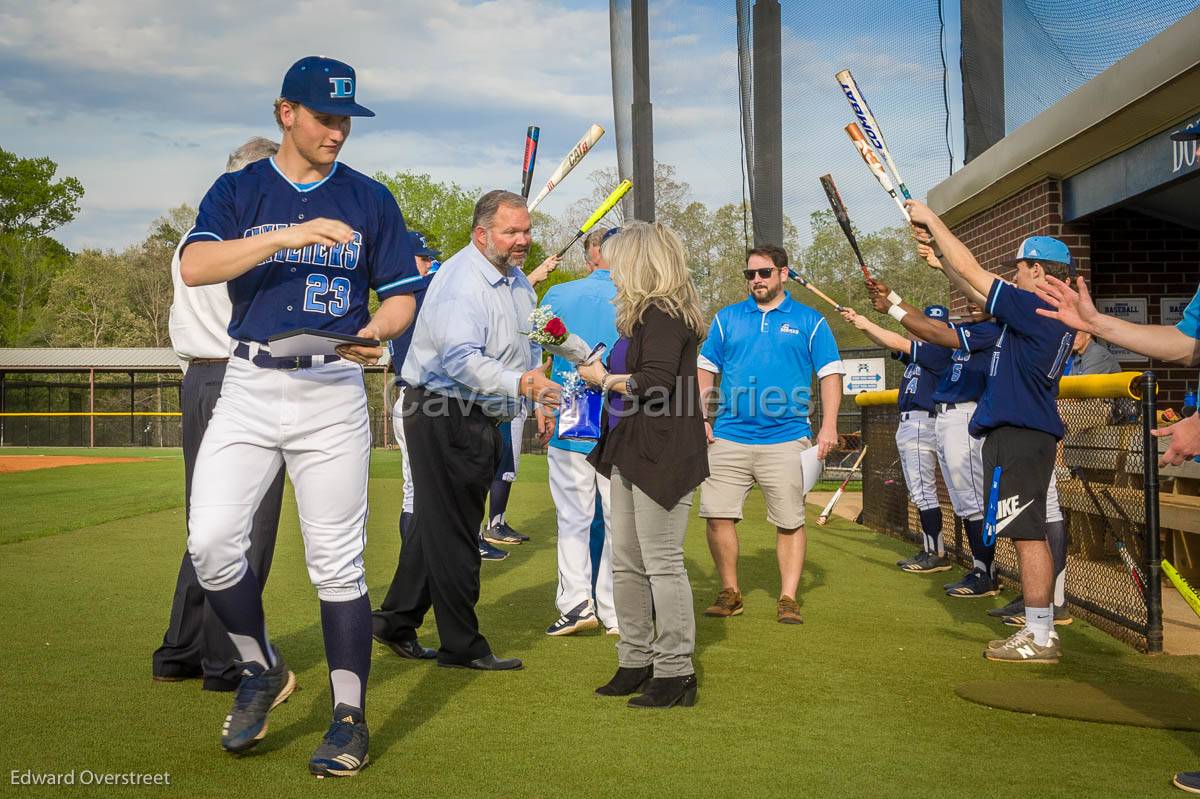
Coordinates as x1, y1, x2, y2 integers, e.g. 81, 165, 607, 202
547, 446, 616, 626
895, 411, 940, 512
188, 357, 371, 602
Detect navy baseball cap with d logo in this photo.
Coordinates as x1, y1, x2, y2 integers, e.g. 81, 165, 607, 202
281, 56, 375, 118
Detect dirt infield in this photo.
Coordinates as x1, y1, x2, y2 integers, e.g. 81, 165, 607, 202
0, 455, 154, 474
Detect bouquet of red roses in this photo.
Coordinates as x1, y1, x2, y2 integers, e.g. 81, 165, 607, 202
527, 305, 604, 365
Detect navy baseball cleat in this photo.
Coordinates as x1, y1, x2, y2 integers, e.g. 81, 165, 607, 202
988, 595, 1024, 618
1174, 771, 1200, 794
483, 522, 524, 546
221, 648, 295, 753
896, 550, 925, 569
309, 704, 369, 778
946, 569, 1000, 598
546, 599, 600, 636
479, 534, 509, 561
901, 551, 953, 574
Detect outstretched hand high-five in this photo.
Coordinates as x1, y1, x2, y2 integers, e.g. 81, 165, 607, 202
1034, 275, 1100, 334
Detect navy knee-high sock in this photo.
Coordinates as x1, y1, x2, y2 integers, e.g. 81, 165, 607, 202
320, 595, 372, 716
488, 479, 512, 527
964, 518, 995, 576
919, 507, 943, 554
1046, 520, 1067, 606
205, 570, 274, 669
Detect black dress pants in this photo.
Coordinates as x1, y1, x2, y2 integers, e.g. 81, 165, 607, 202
151, 360, 285, 686
374, 387, 502, 665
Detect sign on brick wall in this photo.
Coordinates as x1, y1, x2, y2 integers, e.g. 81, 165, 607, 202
1099, 297, 1147, 362
1162, 296, 1192, 327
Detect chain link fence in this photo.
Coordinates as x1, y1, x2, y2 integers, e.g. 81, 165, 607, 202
861, 372, 1163, 652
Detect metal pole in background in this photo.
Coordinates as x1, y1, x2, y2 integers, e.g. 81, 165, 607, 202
88, 368, 95, 449
960, 0, 1005, 162
1141, 372, 1163, 653
751, 0, 782, 246
630, 0, 655, 222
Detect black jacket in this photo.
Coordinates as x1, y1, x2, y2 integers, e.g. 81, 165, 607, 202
588, 304, 709, 509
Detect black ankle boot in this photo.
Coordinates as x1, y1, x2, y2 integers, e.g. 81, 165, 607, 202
595, 665, 653, 697
627, 674, 698, 708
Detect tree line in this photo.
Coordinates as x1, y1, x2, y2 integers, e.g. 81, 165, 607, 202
0, 146, 953, 353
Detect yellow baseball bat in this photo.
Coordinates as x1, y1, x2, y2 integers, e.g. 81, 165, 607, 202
555, 179, 632, 258
1163, 560, 1200, 619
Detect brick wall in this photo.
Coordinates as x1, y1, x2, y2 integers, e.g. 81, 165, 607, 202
950, 178, 1091, 314
949, 180, 1199, 408
1090, 209, 1200, 406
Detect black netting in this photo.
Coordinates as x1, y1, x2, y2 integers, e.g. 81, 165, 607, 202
771, 2, 952, 250
1002, 0, 1200, 133
862, 391, 1157, 651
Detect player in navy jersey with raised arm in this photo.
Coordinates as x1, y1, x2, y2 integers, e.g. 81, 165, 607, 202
868, 280, 1005, 597
904, 200, 1074, 664
180, 56, 421, 777
840, 305, 950, 574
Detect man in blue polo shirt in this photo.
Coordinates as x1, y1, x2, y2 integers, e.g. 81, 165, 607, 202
906, 200, 1075, 664
697, 245, 844, 625
537, 227, 621, 636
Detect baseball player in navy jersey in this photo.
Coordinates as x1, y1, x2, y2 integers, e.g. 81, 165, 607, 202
180, 56, 422, 776
904, 200, 1074, 664
840, 305, 950, 573
867, 281, 1004, 597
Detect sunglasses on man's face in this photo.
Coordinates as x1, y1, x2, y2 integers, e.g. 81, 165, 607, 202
743, 267, 778, 280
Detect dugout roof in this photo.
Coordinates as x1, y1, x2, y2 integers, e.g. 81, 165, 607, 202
0, 348, 181, 373
929, 9, 1200, 229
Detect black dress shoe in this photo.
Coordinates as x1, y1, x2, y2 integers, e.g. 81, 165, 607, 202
438, 653, 523, 671
152, 666, 202, 683
202, 675, 239, 692
627, 674, 698, 708
373, 634, 437, 660
595, 665, 653, 696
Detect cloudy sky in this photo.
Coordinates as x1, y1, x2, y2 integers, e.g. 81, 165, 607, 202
1, 0, 962, 252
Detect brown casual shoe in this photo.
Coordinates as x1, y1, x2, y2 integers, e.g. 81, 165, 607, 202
777, 595, 803, 625
704, 588, 744, 617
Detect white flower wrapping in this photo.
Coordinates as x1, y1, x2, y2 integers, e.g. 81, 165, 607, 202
527, 305, 600, 365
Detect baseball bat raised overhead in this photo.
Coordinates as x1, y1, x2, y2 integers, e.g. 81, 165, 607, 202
819, 173, 872, 280
836, 69, 911, 200
555, 179, 632, 258
520, 125, 540, 199
787, 269, 845, 312
527, 123, 605, 212
845, 123, 910, 223
817, 446, 868, 526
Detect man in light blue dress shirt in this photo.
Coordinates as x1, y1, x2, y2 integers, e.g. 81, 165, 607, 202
373, 190, 560, 671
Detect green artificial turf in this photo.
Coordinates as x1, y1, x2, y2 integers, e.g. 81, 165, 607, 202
2, 449, 1199, 798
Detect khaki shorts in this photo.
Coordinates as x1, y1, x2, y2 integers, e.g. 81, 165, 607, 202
699, 437, 812, 529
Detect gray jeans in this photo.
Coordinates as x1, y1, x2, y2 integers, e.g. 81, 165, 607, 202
610, 467, 696, 677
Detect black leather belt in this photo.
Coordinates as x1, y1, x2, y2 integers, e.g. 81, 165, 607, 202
233, 342, 340, 370
190, 357, 229, 365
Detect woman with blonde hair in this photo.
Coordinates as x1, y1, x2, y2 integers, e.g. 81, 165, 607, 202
577, 221, 708, 708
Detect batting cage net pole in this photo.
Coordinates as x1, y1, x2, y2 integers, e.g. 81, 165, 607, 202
1141, 371, 1163, 654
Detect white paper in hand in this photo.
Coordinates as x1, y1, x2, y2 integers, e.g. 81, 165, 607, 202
801, 445, 824, 495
